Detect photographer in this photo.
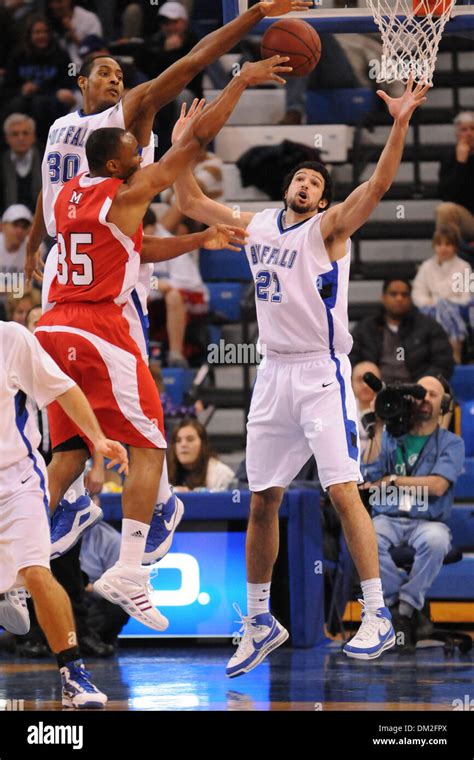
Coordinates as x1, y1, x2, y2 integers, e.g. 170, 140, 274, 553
360, 376, 465, 650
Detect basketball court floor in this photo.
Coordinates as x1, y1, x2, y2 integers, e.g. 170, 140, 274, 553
1, 642, 473, 711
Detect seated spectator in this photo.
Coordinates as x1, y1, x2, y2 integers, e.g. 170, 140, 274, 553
412, 227, 474, 364
351, 361, 381, 453
168, 418, 235, 491
361, 376, 465, 650
436, 111, 474, 243
2, 14, 76, 143
46, 0, 103, 67
350, 278, 454, 382
5, 288, 40, 325
0, 204, 32, 315
144, 2, 203, 155
1, 114, 41, 215
0, 1, 33, 78
0, 204, 32, 274
145, 206, 209, 368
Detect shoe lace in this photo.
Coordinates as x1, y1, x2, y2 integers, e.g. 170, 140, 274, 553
64, 663, 96, 692
232, 603, 259, 653
354, 600, 383, 642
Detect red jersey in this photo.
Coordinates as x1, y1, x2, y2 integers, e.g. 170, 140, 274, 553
48, 173, 143, 305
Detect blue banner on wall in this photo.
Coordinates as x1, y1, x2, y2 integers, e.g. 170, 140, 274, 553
120, 531, 247, 637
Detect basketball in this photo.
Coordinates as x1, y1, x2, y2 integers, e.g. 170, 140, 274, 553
261, 19, 322, 78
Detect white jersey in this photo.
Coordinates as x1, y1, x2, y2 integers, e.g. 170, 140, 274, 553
245, 209, 353, 356
0, 322, 75, 469
41, 101, 155, 360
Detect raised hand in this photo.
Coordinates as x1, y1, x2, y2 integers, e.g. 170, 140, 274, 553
202, 224, 248, 251
171, 98, 206, 145
260, 0, 314, 16
240, 55, 293, 86
376, 75, 430, 126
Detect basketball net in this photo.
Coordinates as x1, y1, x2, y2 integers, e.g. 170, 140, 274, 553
367, 0, 456, 84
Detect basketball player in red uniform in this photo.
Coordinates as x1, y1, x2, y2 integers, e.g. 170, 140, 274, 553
34, 57, 290, 629
25, 0, 310, 570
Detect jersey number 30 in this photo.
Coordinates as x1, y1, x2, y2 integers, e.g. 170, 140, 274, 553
57, 233, 93, 286
256, 270, 282, 303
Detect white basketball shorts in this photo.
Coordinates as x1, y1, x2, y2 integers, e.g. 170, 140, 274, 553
0, 454, 51, 593
246, 351, 362, 492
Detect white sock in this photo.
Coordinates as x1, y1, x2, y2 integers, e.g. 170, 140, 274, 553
247, 582, 271, 618
157, 459, 173, 505
361, 578, 385, 612
119, 519, 149, 567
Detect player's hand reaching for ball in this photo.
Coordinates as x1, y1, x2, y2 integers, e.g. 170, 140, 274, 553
260, 0, 315, 16
201, 224, 248, 251
171, 98, 206, 145
377, 75, 430, 126
240, 56, 293, 86
94, 438, 129, 476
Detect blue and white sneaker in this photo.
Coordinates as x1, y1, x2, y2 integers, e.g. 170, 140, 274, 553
50, 495, 103, 560
226, 604, 289, 678
343, 600, 396, 660
143, 493, 184, 565
61, 660, 107, 708
0, 588, 30, 635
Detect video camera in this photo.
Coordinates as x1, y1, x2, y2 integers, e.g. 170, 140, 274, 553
361, 372, 427, 438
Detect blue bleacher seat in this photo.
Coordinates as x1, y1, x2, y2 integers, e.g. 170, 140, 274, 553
207, 282, 244, 321
161, 368, 194, 405
461, 401, 474, 457
451, 365, 474, 403
200, 249, 251, 282
447, 505, 474, 551
454, 457, 474, 499
307, 88, 376, 125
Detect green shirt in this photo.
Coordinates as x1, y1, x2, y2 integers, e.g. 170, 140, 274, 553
395, 434, 430, 476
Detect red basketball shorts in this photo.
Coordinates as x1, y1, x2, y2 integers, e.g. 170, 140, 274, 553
35, 302, 166, 450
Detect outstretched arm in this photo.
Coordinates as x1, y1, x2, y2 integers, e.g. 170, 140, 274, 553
141, 225, 247, 263
109, 57, 290, 234
122, 0, 311, 143
321, 77, 430, 241
25, 191, 46, 284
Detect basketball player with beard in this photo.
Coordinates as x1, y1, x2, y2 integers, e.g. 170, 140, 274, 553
172, 77, 430, 674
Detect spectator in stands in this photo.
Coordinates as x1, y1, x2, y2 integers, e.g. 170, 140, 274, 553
350, 278, 455, 382
46, 0, 103, 67
2, 14, 76, 143
168, 418, 235, 491
5, 288, 40, 325
412, 227, 474, 364
145, 207, 209, 368
0, 204, 32, 275
26, 303, 42, 332
351, 361, 381, 453
361, 376, 465, 650
144, 2, 203, 155
436, 111, 474, 243
1, 114, 42, 215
